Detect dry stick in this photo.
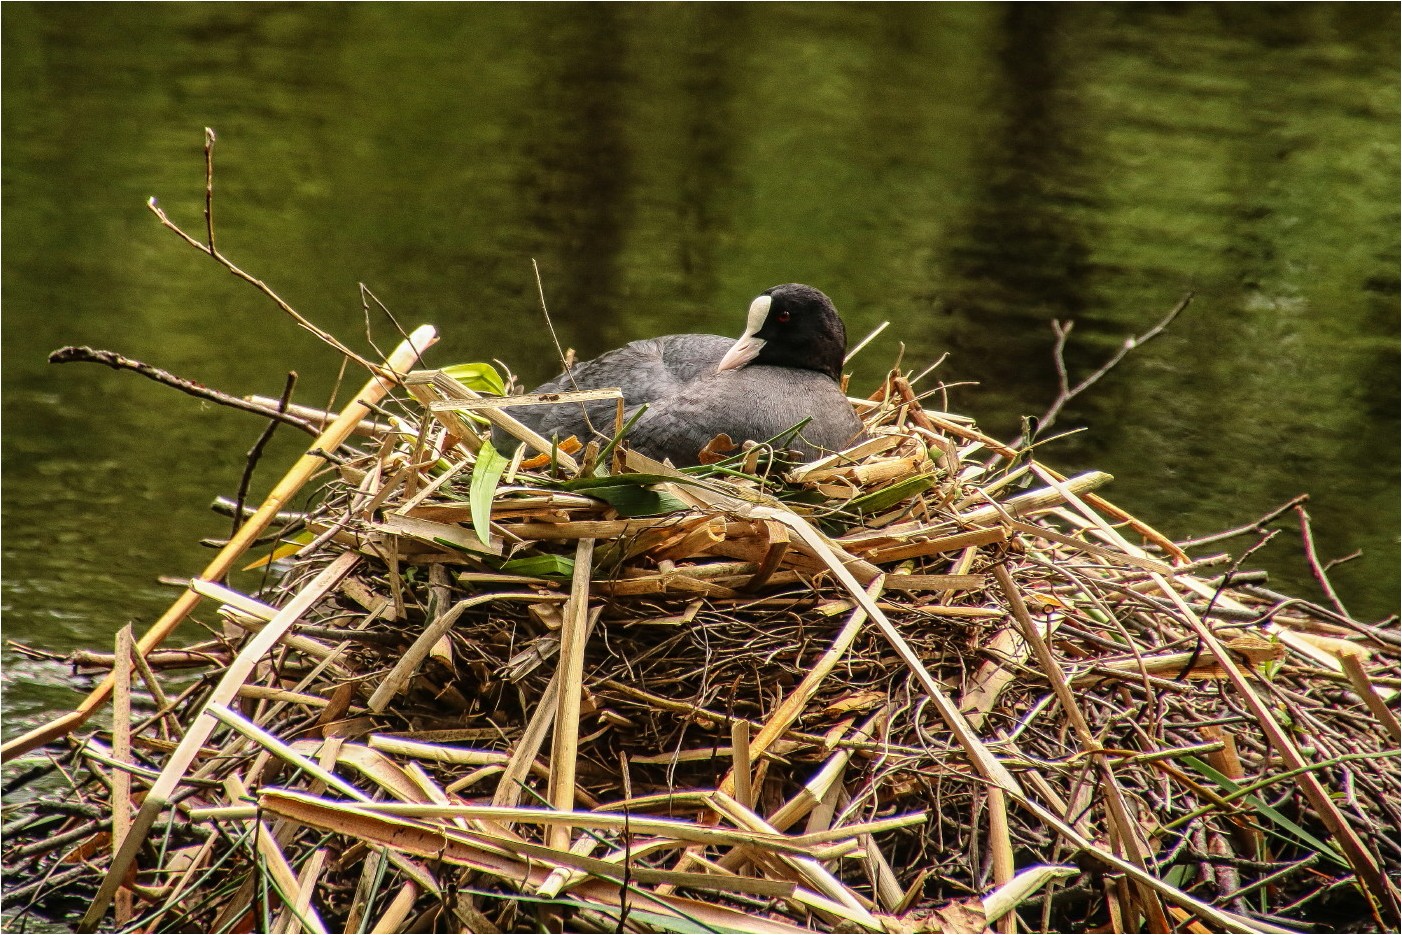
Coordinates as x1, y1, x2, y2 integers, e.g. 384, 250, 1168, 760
202, 127, 216, 251
357, 283, 421, 377
111, 625, 134, 926
127, 634, 175, 742
640, 569, 873, 892
1336, 653, 1401, 744
1038, 465, 1190, 564
147, 134, 378, 375
1177, 494, 1311, 550
730, 720, 754, 811
1, 325, 436, 765
1008, 519, 1172, 574
959, 471, 1113, 525
1013, 292, 1194, 449
208, 704, 370, 803
47, 347, 319, 437
985, 866, 1081, 925
368, 881, 419, 935
245, 396, 392, 437
232, 370, 298, 538
120, 828, 221, 931
532, 258, 597, 438
279, 847, 329, 935
862, 835, 905, 913
845, 320, 891, 365
1295, 503, 1353, 620
987, 786, 1015, 935
78, 551, 359, 933
547, 537, 596, 852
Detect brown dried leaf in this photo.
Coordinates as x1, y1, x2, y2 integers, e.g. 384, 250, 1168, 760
881, 898, 988, 933
697, 432, 738, 464
519, 435, 583, 469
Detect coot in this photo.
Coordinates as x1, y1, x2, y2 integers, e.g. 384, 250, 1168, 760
494, 284, 865, 466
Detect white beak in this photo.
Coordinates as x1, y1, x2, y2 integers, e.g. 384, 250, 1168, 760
716, 294, 771, 374
716, 334, 765, 373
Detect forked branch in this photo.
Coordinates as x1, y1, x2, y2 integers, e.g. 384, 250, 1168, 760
146, 128, 392, 376
1008, 292, 1194, 452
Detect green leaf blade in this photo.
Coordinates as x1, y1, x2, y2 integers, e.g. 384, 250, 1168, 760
469, 441, 510, 548
443, 362, 507, 396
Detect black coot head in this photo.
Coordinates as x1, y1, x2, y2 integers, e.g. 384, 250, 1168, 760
715, 283, 848, 381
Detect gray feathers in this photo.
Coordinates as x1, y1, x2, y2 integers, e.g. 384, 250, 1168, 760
492, 286, 865, 467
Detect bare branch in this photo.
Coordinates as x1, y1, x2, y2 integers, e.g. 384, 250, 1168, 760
1296, 503, 1353, 620
1008, 293, 1195, 453
203, 127, 216, 254
1177, 493, 1311, 550
48, 346, 318, 437
146, 130, 401, 377
231, 371, 298, 539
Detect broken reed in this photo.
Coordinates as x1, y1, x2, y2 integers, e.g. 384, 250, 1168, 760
3, 356, 1399, 935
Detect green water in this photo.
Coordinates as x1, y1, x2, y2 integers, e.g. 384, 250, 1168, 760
3, 4, 1398, 735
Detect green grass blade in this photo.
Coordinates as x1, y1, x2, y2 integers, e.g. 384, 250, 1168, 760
499, 554, 576, 578
845, 474, 937, 514
1182, 756, 1347, 867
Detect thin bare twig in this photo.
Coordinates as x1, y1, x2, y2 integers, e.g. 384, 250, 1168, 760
532, 258, 598, 439
1177, 528, 1280, 680
203, 127, 216, 253
359, 283, 413, 368
1009, 292, 1194, 450
231, 371, 298, 539
1296, 503, 1353, 620
48, 346, 318, 437
1177, 493, 1311, 549
146, 130, 390, 376
534, 259, 574, 384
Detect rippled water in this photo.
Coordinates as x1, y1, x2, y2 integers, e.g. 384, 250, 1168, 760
3, 4, 1397, 736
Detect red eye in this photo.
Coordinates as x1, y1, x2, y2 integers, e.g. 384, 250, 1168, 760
776, 310, 791, 323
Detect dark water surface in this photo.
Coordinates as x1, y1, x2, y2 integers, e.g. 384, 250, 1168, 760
3, 4, 1398, 736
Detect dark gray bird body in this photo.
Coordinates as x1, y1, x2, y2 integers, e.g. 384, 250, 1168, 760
494, 285, 865, 467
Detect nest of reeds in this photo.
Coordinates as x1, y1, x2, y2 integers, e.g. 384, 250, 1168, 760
4, 333, 1399, 935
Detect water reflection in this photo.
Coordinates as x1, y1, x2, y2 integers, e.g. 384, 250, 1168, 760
938, 3, 1102, 406
518, 6, 630, 351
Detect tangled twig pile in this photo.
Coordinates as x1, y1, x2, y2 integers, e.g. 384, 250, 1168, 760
4, 337, 1399, 933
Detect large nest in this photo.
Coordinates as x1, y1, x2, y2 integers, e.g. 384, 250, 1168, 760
4, 336, 1398, 935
